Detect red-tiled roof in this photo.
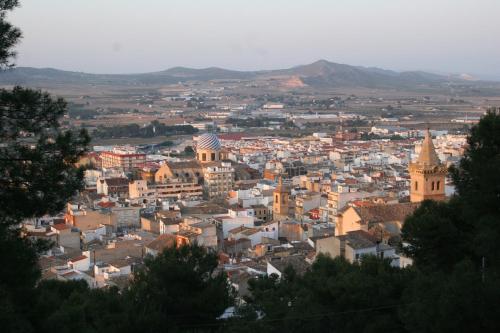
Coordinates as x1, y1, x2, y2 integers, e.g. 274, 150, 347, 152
97, 201, 116, 208
52, 224, 71, 231
69, 255, 88, 262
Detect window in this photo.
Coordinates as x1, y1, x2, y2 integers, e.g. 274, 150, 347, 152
415, 181, 418, 191
275, 195, 278, 203
437, 181, 440, 190
431, 181, 435, 191
211, 153, 216, 161
355, 253, 360, 260
202, 153, 206, 161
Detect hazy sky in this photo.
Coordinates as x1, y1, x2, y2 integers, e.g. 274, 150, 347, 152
8, 0, 500, 77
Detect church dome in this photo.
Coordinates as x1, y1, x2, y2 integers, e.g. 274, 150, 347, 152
196, 133, 221, 151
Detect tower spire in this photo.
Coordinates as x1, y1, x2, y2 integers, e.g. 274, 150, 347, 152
417, 129, 440, 166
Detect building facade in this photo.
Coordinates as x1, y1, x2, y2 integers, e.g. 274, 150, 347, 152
101, 148, 146, 171
129, 179, 203, 203
203, 162, 235, 199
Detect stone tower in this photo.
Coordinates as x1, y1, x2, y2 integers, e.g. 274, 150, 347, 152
409, 129, 447, 203
273, 176, 290, 221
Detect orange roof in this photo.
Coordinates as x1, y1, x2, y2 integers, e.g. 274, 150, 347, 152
52, 224, 71, 231
97, 201, 116, 208
351, 201, 375, 207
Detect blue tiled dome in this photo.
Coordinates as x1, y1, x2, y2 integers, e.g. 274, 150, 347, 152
196, 133, 221, 151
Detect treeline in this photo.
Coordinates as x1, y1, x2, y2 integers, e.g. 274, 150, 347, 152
226, 117, 297, 130
92, 120, 198, 139
2, 245, 231, 333
67, 102, 99, 120
226, 117, 285, 128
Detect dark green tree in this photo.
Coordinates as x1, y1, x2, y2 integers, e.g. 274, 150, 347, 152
126, 244, 233, 332
402, 109, 500, 273
0, 2, 89, 332
400, 199, 473, 272
0, 224, 43, 333
401, 260, 500, 333
0, 0, 21, 69
449, 109, 500, 270
0, 87, 90, 225
236, 255, 411, 333
400, 110, 500, 332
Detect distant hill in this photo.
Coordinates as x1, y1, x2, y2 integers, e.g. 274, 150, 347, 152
0, 59, 492, 90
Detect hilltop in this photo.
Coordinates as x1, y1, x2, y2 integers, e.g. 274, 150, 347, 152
0, 59, 489, 90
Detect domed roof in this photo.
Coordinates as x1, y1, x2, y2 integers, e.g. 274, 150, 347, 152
196, 133, 221, 151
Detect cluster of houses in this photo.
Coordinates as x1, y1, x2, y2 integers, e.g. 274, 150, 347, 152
23, 129, 464, 298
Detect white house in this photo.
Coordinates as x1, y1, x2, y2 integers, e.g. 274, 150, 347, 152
68, 252, 91, 271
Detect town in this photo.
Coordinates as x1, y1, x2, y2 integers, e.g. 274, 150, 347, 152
24, 122, 466, 295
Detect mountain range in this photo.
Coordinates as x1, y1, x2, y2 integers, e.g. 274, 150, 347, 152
0, 60, 492, 90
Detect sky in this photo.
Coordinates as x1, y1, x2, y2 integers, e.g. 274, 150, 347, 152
8, 0, 500, 78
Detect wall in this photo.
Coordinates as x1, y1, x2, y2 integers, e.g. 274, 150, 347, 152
57, 229, 81, 249
111, 206, 141, 229
316, 236, 341, 259
73, 210, 112, 231
345, 245, 377, 263
335, 208, 362, 236
69, 256, 90, 271
141, 217, 160, 234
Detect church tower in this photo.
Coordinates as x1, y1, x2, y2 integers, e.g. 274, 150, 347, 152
409, 129, 447, 203
273, 176, 290, 221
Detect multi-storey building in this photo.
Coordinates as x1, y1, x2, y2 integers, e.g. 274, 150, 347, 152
326, 189, 379, 225
96, 177, 130, 198
129, 179, 203, 203
295, 192, 321, 221
101, 147, 146, 171
203, 162, 235, 200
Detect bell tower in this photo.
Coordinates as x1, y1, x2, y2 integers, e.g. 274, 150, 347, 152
409, 129, 447, 203
273, 176, 290, 221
